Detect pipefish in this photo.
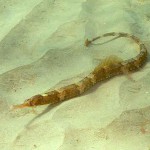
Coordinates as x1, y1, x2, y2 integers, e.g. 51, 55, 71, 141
12, 32, 148, 109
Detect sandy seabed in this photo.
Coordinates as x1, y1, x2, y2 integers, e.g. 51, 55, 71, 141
0, 0, 150, 150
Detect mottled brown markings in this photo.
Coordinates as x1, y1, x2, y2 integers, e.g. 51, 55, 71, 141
43, 90, 60, 104
12, 32, 148, 109
76, 81, 86, 94
103, 32, 116, 37
130, 35, 140, 44
79, 77, 94, 91
87, 73, 97, 84
118, 32, 129, 37
57, 84, 80, 101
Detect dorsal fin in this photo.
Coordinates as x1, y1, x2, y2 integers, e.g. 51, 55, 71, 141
99, 55, 123, 67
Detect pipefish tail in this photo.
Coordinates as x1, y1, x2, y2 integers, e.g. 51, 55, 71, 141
12, 32, 148, 109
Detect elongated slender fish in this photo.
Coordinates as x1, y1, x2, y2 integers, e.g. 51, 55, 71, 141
12, 32, 148, 109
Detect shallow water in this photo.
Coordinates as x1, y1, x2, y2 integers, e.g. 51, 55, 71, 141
0, 0, 150, 150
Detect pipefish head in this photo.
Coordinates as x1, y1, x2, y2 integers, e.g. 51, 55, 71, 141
24, 94, 44, 106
